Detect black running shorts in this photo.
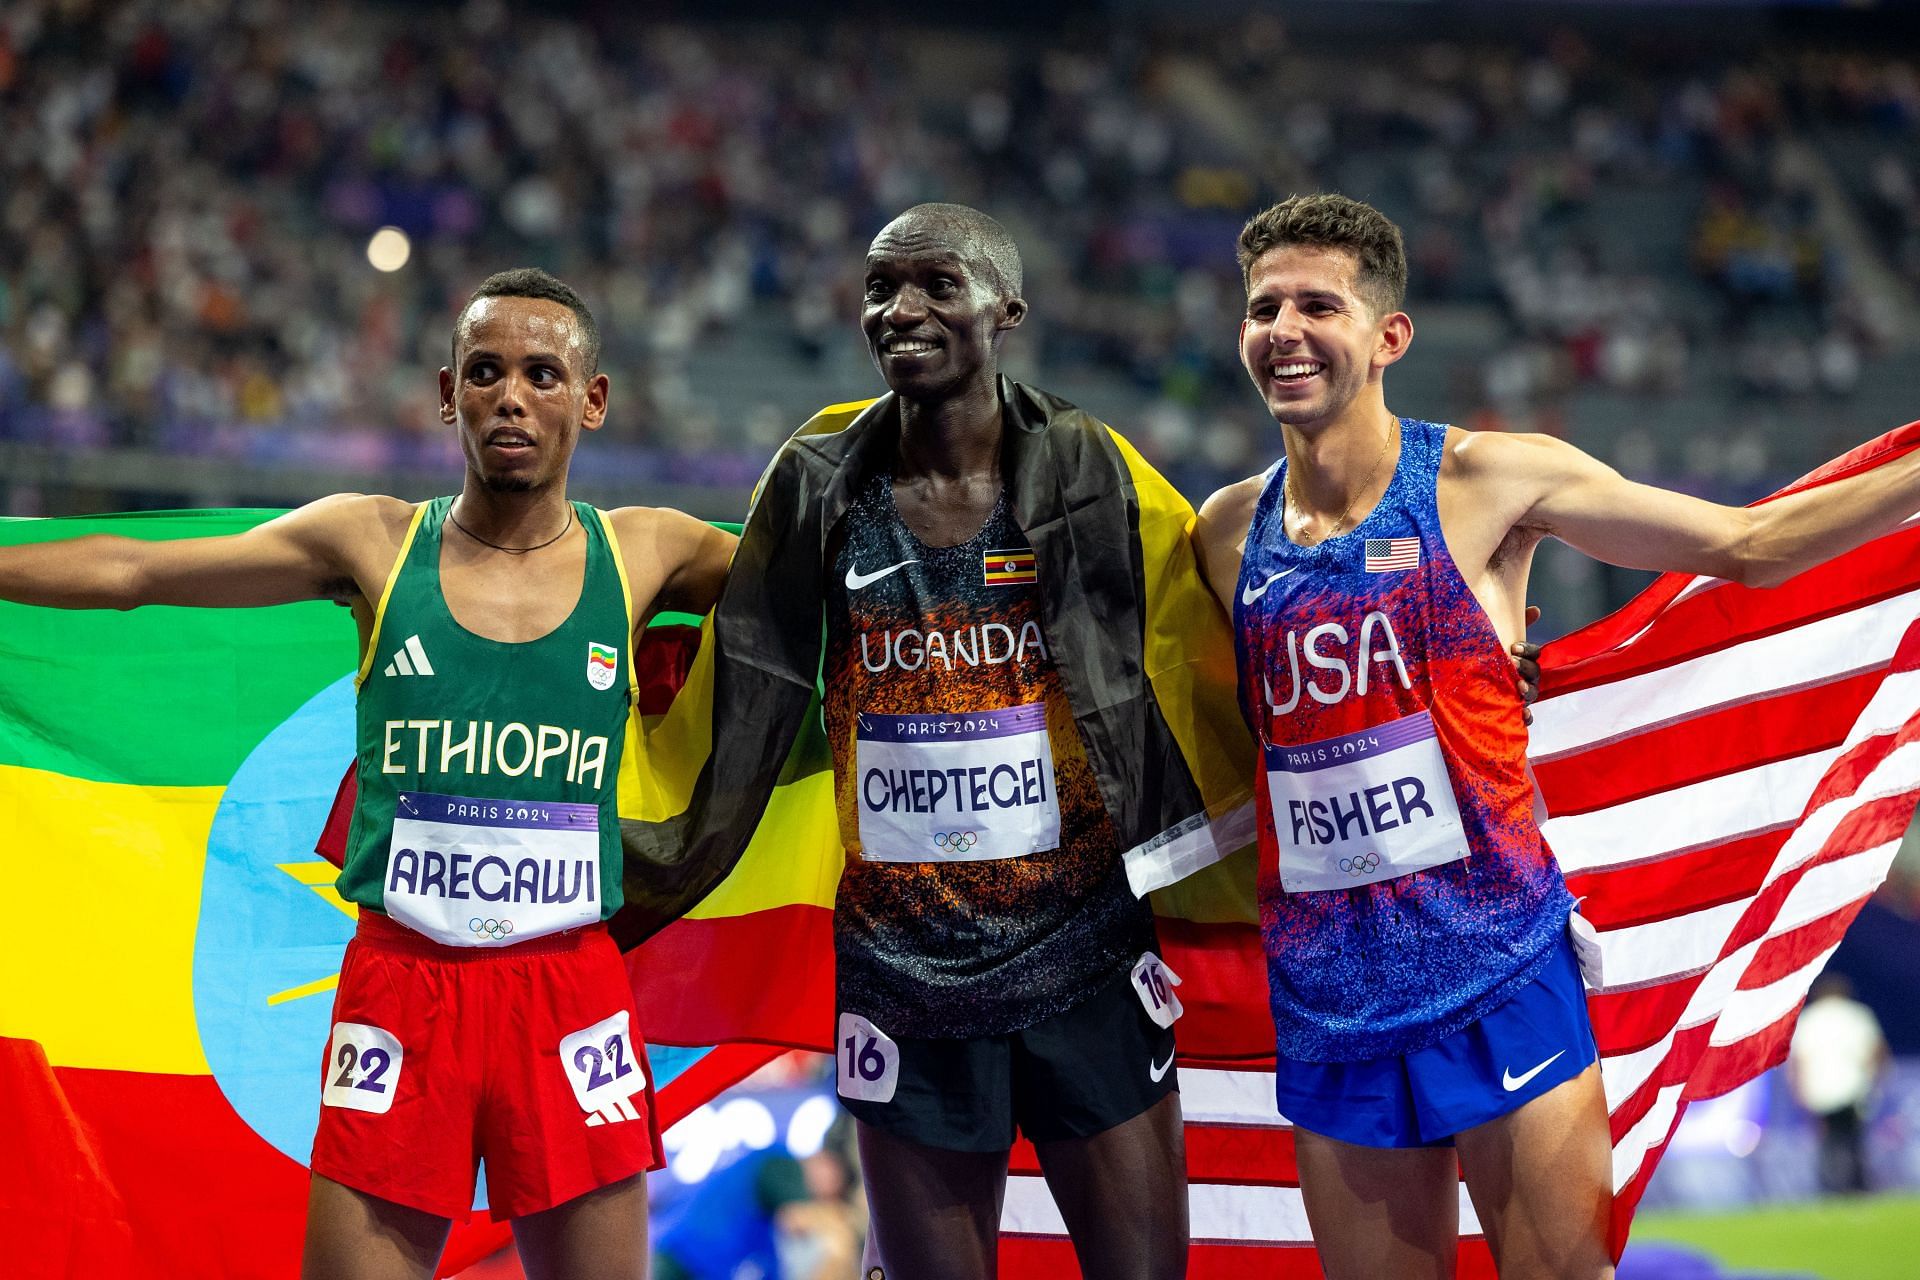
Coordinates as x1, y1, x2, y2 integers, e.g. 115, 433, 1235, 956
834, 954, 1180, 1152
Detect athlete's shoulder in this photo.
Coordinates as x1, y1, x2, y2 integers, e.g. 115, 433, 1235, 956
600, 505, 736, 579
600, 504, 722, 551
1195, 472, 1267, 542
271, 492, 419, 548
1441, 425, 1591, 482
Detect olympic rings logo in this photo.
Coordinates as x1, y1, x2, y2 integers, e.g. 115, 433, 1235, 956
1339, 853, 1381, 875
934, 831, 979, 853
469, 917, 515, 940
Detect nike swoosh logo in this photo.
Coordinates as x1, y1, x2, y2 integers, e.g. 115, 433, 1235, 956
1240, 568, 1297, 606
845, 559, 918, 591
1149, 1048, 1176, 1083
1502, 1050, 1567, 1093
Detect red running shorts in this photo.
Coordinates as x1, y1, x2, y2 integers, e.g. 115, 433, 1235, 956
309, 910, 662, 1220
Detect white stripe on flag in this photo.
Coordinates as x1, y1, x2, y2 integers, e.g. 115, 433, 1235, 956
1529, 588, 1920, 760
1002, 1175, 1485, 1243
1544, 749, 1840, 874
1181, 1067, 1291, 1128
1611, 1085, 1685, 1195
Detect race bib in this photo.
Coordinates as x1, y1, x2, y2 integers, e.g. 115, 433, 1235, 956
559, 1010, 648, 1114
385, 792, 601, 946
835, 1012, 900, 1104
321, 1022, 403, 1114
1131, 952, 1184, 1029
1568, 909, 1606, 990
854, 703, 1060, 862
1266, 710, 1470, 893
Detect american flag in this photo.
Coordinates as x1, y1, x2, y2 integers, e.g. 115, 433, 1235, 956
1365, 536, 1422, 572
998, 422, 1920, 1275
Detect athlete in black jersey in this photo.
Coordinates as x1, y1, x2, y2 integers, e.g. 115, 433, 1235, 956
843, 206, 1187, 1280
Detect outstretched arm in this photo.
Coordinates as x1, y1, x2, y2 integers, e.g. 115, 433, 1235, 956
1465, 431, 1920, 589
0, 493, 399, 611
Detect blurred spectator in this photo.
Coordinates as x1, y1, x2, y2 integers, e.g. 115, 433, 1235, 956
0, 1, 1911, 505
1786, 974, 1890, 1195
652, 1140, 860, 1280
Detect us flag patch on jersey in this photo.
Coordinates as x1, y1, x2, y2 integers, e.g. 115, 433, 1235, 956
983, 549, 1037, 586
1365, 537, 1421, 572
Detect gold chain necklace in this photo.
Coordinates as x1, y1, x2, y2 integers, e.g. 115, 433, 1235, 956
1285, 419, 1398, 547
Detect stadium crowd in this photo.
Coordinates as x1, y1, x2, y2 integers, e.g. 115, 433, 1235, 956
0, 0, 1915, 497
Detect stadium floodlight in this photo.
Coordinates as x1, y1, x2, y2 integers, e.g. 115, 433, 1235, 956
366, 226, 411, 273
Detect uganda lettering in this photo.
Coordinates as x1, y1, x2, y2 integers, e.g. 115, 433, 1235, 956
858, 620, 1049, 673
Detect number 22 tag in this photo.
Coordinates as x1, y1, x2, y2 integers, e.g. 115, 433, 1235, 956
1131, 952, 1184, 1030
836, 1012, 900, 1104
559, 1010, 646, 1113
322, 1022, 404, 1114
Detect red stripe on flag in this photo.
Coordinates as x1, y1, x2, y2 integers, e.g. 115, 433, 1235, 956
1011, 1124, 1302, 1186
1542, 530, 1920, 698
1154, 917, 1277, 1061
1534, 668, 1880, 817
630, 905, 836, 1052
26, 1061, 512, 1279
1002, 1234, 1500, 1278
654, 1043, 791, 1127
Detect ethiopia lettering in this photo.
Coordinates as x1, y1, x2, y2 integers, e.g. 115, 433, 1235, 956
380, 719, 610, 789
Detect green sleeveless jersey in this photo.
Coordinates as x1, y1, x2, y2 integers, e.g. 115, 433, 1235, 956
338, 498, 637, 945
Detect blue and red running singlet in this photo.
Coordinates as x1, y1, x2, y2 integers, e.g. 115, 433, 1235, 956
1234, 419, 1573, 1063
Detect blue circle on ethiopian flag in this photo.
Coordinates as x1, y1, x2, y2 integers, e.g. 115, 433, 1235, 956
191, 674, 363, 1170
190, 674, 502, 1210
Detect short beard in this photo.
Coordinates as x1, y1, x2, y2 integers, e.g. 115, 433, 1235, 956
481, 473, 537, 494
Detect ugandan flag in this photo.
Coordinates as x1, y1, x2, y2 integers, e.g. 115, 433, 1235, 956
0, 511, 777, 1280
983, 548, 1038, 587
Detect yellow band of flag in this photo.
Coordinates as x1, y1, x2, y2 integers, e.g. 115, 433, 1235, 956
0, 764, 219, 1075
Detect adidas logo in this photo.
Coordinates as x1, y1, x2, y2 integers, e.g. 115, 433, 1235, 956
382, 635, 436, 678
584, 1096, 644, 1128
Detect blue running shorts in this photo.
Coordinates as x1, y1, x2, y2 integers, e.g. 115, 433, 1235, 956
1273, 922, 1597, 1148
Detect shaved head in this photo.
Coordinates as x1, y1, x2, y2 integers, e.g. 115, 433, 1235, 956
876, 203, 1024, 301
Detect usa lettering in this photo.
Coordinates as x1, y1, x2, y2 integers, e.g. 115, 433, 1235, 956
860, 622, 1048, 674
1288, 777, 1436, 846
387, 848, 598, 906
381, 719, 609, 789
1265, 611, 1411, 714
862, 758, 1050, 815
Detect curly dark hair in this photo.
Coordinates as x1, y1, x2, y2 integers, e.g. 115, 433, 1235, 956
1236, 194, 1407, 317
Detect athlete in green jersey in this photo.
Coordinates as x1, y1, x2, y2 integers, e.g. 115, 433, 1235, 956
0, 269, 736, 1280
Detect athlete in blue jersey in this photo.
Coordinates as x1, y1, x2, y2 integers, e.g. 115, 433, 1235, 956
1191, 194, 1920, 1279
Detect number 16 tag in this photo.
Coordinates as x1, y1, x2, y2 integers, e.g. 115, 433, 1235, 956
1131, 952, 1184, 1029
836, 1012, 900, 1104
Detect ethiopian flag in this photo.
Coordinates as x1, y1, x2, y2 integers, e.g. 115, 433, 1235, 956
0, 510, 774, 1280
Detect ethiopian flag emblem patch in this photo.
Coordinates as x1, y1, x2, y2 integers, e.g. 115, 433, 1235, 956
586, 642, 619, 691
982, 549, 1037, 587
